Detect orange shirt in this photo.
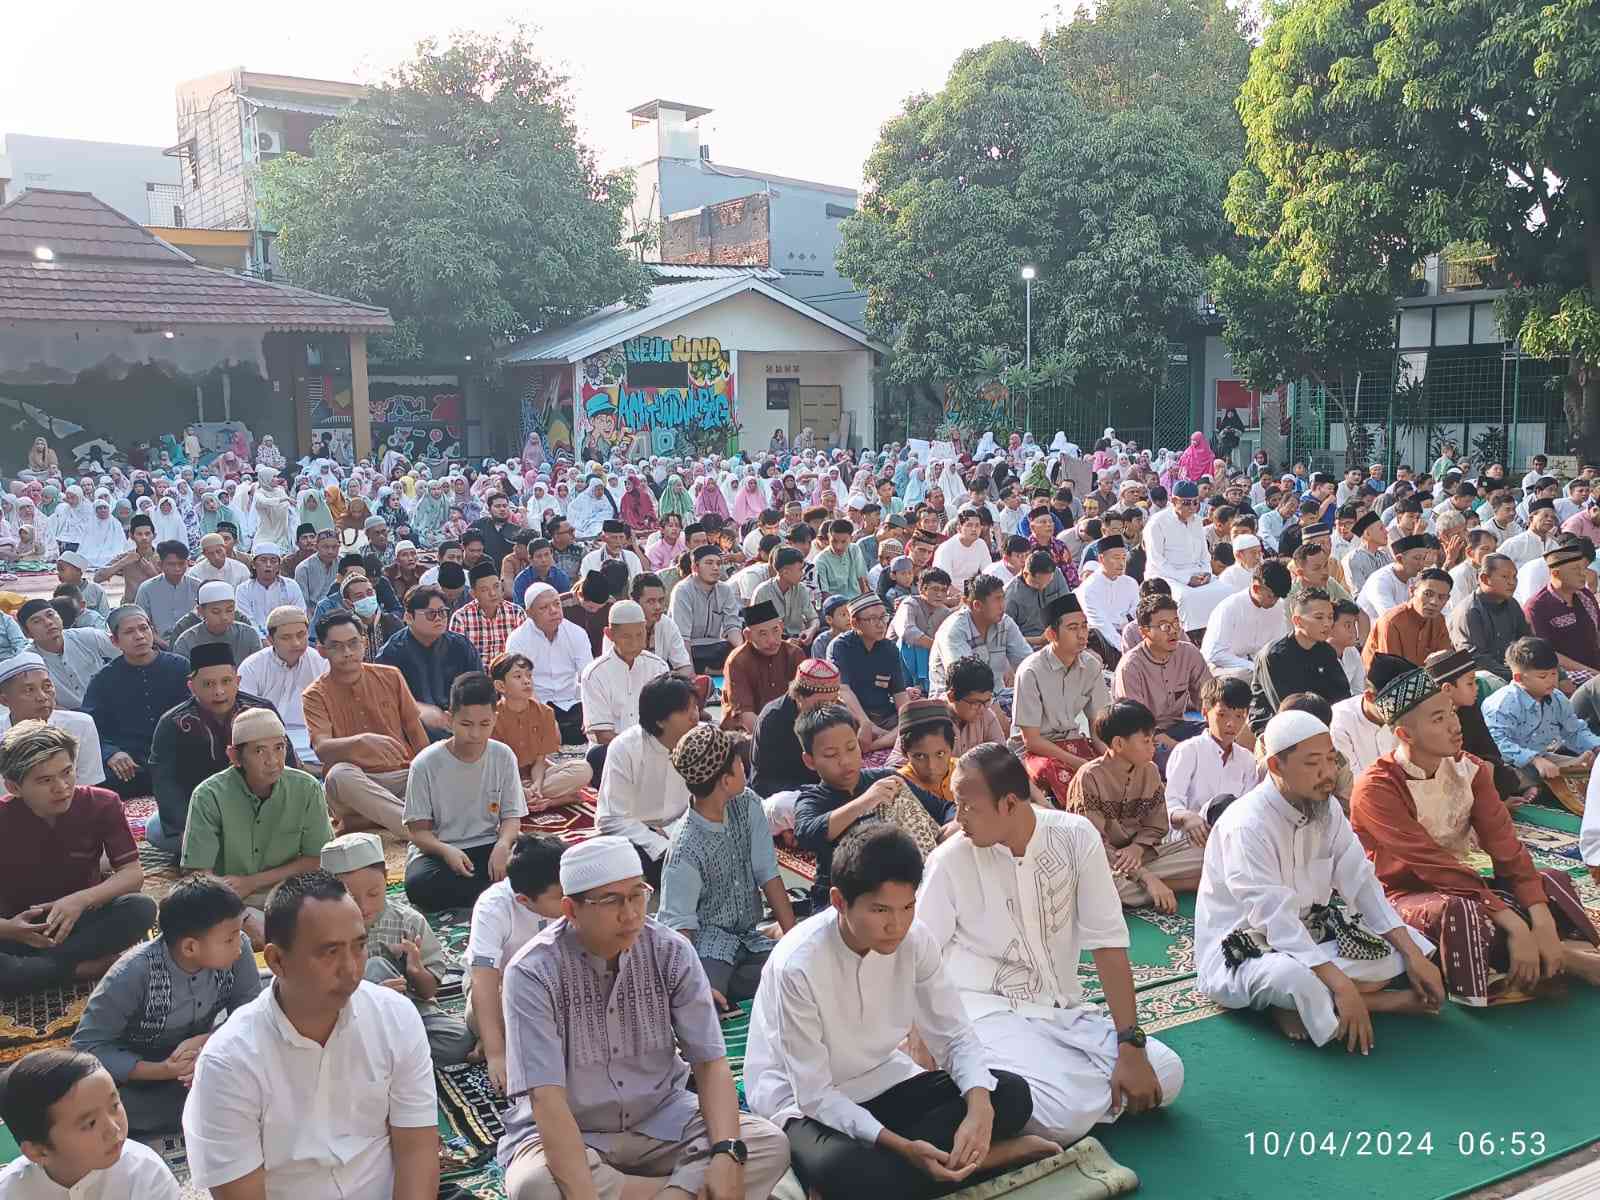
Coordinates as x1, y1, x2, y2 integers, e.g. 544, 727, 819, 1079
492, 699, 562, 775
1363, 605, 1451, 669
302, 663, 429, 773
723, 640, 807, 723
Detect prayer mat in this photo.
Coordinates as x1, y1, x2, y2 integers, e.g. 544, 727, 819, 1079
769, 1139, 1134, 1200
519, 789, 599, 843
0, 978, 94, 1046
437, 1062, 514, 1163
775, 845, 818, 882
123, 796, 157, 839
1080, 897, 1199, 1003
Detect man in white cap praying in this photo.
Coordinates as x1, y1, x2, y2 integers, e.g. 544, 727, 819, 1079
172, 579, 263, 664
1195, 708, 1445, 1051
497, 834, 790, 1199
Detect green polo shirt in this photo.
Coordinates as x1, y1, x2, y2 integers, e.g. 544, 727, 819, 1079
180, 766, 333, 879
813, 544, 868, 598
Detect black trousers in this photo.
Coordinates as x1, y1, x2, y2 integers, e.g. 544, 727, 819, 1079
785, 1069, 1033, 1200
0, 894, 158, 996
551, 702, 585, 746
691, 642, 731, 673
404, 842, 495, 913
103, 766, 153, 803
586, 741, 610, 789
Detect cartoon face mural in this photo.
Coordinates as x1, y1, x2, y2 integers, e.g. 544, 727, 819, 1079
574, 335, 737, 462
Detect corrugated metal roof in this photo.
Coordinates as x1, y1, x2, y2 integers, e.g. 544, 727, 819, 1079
644, 263, 782, 282
498, 275, 884, 365
0, 189, 393, 333
244, 95, 350, 119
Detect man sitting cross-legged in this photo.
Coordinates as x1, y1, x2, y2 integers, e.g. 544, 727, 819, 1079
466, 834, 567, 1095
497, 834, 792, 1200
1248, 587, 1352, 735
578, 598, 667, 785
917, 744, 1185, 1147
1195, 709, 1446, 1049
403, 671, 527, 914
180, 708, 331, 947
1013, 593, 1111, 808
1112, 592, 1211, 770
172, 580, 262, 665
0, 722, 155, 996
1351, 666, 1600, 1006
321, 833, 476, 1065
1063, 700, 1203, 913
745, 823, 1059, 1200
659, 725, 796, 1016
237, 605, 330, 770
70, 876, 260, 1134
82, 605, 189, 801
182, 871, 440, 1198
1163, 676, 1261, 853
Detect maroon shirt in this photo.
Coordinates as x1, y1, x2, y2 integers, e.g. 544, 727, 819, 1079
1524, 585, 1600, 671
0, 786, 138, 916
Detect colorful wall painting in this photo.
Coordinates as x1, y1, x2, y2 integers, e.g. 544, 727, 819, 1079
518, 365, 576, 468
574, 335, 738, 462
307, 373, 465, 462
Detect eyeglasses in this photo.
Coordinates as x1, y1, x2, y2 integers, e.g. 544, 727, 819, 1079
1151, 621, 1182, 634
579, 884, 654, 912
419, 607, 450, 620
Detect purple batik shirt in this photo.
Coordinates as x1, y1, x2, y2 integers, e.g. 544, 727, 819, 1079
498, 917, 726, 1165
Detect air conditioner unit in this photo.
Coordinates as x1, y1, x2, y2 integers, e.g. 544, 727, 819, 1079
255, 130, 282, 157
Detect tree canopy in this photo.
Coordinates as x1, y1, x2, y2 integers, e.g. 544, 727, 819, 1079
837, 0, 1251, 405
258, 28, 651, 362
1227, 0, 1600, 451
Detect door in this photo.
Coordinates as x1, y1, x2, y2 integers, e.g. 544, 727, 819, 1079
798, 384, 843, 447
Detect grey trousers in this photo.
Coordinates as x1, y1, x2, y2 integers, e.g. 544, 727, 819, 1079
701, 946, 770, 1004
119, 1078, 189, 1135
364, 956, 476, 1064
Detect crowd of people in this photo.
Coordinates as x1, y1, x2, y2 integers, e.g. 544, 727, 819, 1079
4, 426, 1600, 1199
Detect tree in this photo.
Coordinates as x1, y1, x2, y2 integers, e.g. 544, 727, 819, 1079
1229, 0, 1600, 453
838, 3, 1251, 416
258, 28, 651, 362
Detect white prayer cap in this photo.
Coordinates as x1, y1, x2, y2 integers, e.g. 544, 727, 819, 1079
523, 581, 558, 609
56, 550, 90, 572
1261, 710, 1329, 758
197, 580, 235, 605
560, 835, 641, 895
395, 540, 416, 553
1232, 534, 1261, 553
0, 652, 47, 687
252, 541, 284, 558
320, 831, 385, 875
608, 600, 645, 625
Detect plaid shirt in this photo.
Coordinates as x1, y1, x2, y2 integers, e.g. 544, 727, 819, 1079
552, 542, 586, 583
366, 899, 449, 1015
449, 599, 527, 664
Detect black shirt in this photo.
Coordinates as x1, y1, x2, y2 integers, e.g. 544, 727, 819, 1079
1249, 634, 1351, 733
793, 768, 952, 908
468, 516, 516, 571
750, 695, 816, 798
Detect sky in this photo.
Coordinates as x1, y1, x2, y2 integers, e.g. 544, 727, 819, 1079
3, 0, 1070, 190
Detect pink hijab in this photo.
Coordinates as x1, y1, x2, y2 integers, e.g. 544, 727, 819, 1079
694, 476, 730, 519
1178, 432, 1214, 482
732, 476, 766, 523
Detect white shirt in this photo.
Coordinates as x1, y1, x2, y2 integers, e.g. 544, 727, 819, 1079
744, 909, 997, 1145
504, 618, 593, 708
1356, 563, 1410, 622
237, 646, 329, 736
1445, 559, 1478, 618
465, 878, 553, 970
916, 811, 1128, 1018
1582, 768, 1600, 867
1340, 645, 1366, 694
983, 559, 1020, 585
578, 648, 668, 736
932, 536, 992, 592
183, 981, 436, 1200
1514, 556, 1551, 606
594, 724, 690, 860
1329, 695, 1398, 778
1200, 590, 1288, 673
1146, 506, 1213, 584
1077, 568, 1139, 649
1500, 529, 1554, 568
235, 576, 307, 633
188, 557, 252, 588
1164, 733, 1262, 841
1219, 562, 1254, 592
579, 546, 643, 583
0, 706, 104, 786
1195, 778, 1419, 1000
731, 561, 772, 603
0, 1140, 178, 1200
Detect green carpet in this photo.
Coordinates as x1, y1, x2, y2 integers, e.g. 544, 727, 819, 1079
1513, 804, 1582, 835
1096, 984, 1600, 1199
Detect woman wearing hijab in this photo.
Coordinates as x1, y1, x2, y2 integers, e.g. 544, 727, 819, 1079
730, 474, 766, 527
49, 485, 92, 551
410, 481, 449, 547
295, 488, 335, 534
256, 434, 286, 471
151, 494, 189, 548
1178, 431, 1215, 482
693, 474, 730, 521
339, 496, 371, 549
657, 475, 693, 523
619, 473, 659, 531
78, 494, 131, 569
13, 498, 55, 565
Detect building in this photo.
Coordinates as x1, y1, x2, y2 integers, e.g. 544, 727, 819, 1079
500, 265, 883, 463
0, 189, 392, 471
626, 101, 866, 330
0, 133, 181, 226
170, 69, 367, 276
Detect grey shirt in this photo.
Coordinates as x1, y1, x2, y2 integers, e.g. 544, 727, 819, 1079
1004, 572, 1069, 640
71, 933, 260, 1082
294, 554, 339, 611
33, 627, 117, 710
173, 619, 264, 664
135, 573, 204, 639
668, 577, 743, 650
1448, 589, 1530, 681
1010, 645, 1111, 744
1344, 546, 1394, 595
403, 737, 526, 861
929, 609, 1032, 696
751, 576, 818, 639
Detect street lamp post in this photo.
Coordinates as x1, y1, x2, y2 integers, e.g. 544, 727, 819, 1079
1021, 265, 1037, 433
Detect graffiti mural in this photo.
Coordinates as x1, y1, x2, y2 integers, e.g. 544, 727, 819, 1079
518, 365, 575, 468
307, 374, 465, 463
574, 335, 737, 461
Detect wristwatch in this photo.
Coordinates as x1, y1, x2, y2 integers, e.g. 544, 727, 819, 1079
1116, 1024, 1148, 1049
710, 1139, 749, 1165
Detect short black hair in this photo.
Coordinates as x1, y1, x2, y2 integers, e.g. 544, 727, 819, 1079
639, 675, 697, 737
157, 539, 189, 560
919, 567, 952, 588
900, 716, 955, 755
773, 546, 805, 572
0, 1048, 102, 1146
1291, 586, 1332, 614
758, 533, 783, 558
759, 507, 782, 525
957, 741, 1031, 807
1026, 550, 1057, 576
315, 608, 361, 642
1258, 559, 1293, 598
160, 875, 246, 944
1417, 567, 1453, 588
263, 870, 350, 950
506, 834, 565, 900
831, 822, 923, 905
1004, 534, 1031, 556
1212, 542, 1235, 568
965, 573, 1004, 604
787, 522, 815, 545
404, 584, 448, 614
1201, 676, 1252, 712
338, 552, 366, 573
1136, 593, 1179, 627
129, 513, 154, 531
528, 537, 553, 555
630, 571, 665, 600
449, 671, 497, 712
1333, 599, 1362, 620
490, 652, 532, 681
796, 702, 858, 754
1093, 699, 1157, 744
461, 529, 487, 548
1506, 636, 1558, 672
826, 518, 854, 537
581, 570, 613, 603
946, 655, 995, 700
1279, 692, 1333, 725
438, 539, 463, 554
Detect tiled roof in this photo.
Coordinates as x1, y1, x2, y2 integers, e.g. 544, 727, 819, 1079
0, 189, 393, 333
